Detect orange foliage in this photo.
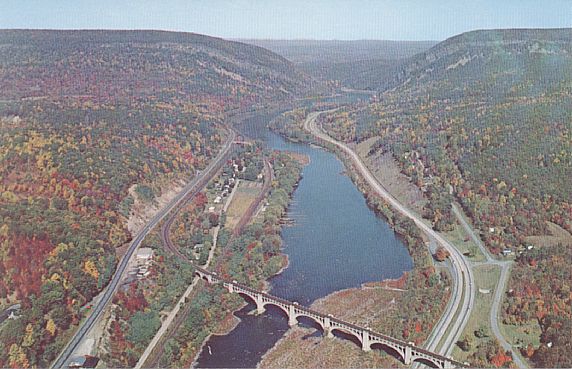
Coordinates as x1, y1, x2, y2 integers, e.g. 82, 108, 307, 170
490, 349, 512, 367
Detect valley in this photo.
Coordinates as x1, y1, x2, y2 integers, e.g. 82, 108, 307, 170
0, 19, 570, 369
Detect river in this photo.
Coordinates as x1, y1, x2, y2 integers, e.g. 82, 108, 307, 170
195, 112, 413, 368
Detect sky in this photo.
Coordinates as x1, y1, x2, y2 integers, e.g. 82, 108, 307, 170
1, 0, 570, 41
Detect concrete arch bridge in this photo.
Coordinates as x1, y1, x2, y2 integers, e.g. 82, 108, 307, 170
195, 268, 467, 369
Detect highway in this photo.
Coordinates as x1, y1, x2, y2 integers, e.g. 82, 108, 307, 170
304, 110, 476, 358
50, 129, 235, 369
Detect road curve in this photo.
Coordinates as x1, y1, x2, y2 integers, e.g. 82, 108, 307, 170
304, 111, 475, 358
50, 129, 235, 369
452, 205, 528, 368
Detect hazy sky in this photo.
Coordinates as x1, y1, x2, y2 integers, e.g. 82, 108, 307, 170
1, 0, 571, 41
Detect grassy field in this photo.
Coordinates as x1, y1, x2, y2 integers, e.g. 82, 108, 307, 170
443, 223, 487, 262
225, 181, 261, 229
501, 315, 542, 350
452, 264, 500, 360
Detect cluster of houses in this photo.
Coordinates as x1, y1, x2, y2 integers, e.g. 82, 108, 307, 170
212, 161, 241, 204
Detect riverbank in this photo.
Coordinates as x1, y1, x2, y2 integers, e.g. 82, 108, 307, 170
257, 111, 451, 368
160, 150, 307, 368
259, 287, 405, 368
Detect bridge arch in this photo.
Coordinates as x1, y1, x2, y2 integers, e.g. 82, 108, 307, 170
194, 270, 211, 283
330, 327, 363, 347
412, 356, 441, 368
292, 313, 325, 331
261, 301, 290, 318
237, 291, 258, 306
369, 342, 405, 363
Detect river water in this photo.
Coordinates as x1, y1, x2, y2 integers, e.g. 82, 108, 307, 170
195, 112, 413, 368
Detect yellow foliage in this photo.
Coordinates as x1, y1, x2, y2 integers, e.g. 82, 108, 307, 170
9, 343, 30, 368
83, 259, 99, 280
0, 223, 9, 237
1, 190, 18, 203
22, 323, 35, 348
46, 318, 57, 336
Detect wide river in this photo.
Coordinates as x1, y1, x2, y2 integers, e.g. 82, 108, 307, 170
195, 112, 413, 368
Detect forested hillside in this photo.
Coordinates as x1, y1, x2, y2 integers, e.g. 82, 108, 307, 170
0, 29, 312, 368
322, 28, 572, 367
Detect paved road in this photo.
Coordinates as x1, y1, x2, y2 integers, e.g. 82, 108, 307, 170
50, 129, 235, 369
452, 205, 528, 368
304, 111, 475, 359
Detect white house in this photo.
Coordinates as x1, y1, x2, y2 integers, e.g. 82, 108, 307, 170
136, 248, 154, 265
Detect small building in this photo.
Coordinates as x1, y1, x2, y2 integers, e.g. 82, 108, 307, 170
194, 243, 204, 251
502, 249, 513, 256
136, 248, 154, 265
208, 206, 216, 213
489, 227, 495, 233
214, 196, 222, 204
137, 267, 150, 278
526, 245, 534, 250
68, 355, 99, 368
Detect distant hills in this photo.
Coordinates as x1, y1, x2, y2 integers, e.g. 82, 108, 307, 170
0, 30, 316, 108
239, 39, 436, 90
242, 29, 572, 93
237, 39, 437, 64
390, 28, 572, 93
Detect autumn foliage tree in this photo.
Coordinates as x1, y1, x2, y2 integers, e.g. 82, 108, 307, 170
434, 247, 450, 262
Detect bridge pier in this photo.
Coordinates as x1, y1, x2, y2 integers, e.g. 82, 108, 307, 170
288, 305, 297, 327
323, 317, 333, 338
403, 345, 412, 365
361, 330, 371, 352
443, 360, 455, 369
255, 294, 265, 315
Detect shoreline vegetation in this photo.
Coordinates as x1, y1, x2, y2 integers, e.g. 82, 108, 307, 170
155, 149, 307, 367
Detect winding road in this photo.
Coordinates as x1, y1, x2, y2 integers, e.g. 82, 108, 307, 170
50, 129, 235, 369
304, 110, 475, 359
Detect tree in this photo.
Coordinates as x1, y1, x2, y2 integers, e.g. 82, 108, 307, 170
434, 247, 450, 262
83, 259, 99, 280
46, 318, 56, 336
475, 326, 489, 338
127, 311, 161, 347
458, 336, 473, 352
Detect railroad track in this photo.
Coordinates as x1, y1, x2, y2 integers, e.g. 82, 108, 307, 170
50, 129, 235, 369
